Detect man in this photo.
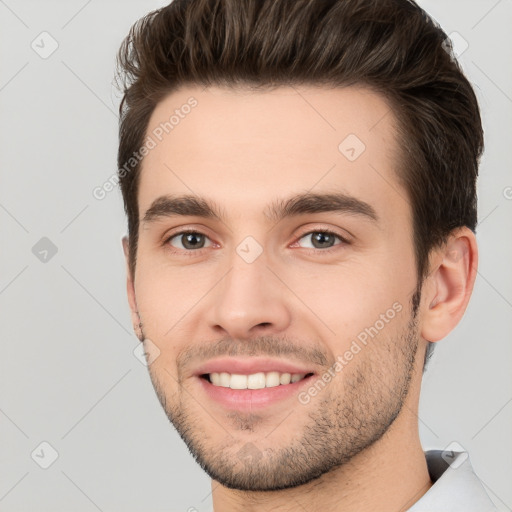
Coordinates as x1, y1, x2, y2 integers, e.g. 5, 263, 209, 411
115, 0, 496, 509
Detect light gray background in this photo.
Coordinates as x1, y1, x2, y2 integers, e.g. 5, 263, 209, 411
1, 1, 511, 510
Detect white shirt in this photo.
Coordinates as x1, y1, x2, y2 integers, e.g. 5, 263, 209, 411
408, 450, 497, 511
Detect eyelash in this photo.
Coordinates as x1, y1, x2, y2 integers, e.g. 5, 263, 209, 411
163, 228, 350, 256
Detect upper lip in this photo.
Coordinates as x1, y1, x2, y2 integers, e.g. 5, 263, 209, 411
194, 357, 316, 377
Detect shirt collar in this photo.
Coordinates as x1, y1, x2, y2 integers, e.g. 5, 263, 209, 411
407, 450, 497, 511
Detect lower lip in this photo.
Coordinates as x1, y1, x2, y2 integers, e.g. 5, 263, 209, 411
196, 375, 315, 411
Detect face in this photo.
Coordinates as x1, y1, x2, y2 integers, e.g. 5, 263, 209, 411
126, 85, 424, 491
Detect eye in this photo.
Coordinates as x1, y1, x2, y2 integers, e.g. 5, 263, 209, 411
166, 230, 213, 251
163, 228, 349, 255
296, 229, 347, 250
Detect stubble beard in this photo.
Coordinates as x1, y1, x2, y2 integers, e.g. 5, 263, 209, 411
142, 306, 420, 492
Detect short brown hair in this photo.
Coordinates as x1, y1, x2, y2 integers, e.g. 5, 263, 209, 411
116, 0, 484, 364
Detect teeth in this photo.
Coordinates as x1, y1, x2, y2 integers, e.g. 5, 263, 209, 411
208, 371, 308, 389
230, 374, 247, 390
219, 372, 230, 387
247, 372, 266, 389
265, 371, 281, 388
280, 373, 291, 385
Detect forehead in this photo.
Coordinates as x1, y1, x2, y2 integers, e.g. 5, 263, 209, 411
138, 84, 408, 225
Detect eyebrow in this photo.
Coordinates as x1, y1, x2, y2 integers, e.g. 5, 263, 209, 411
142, 192, 379, 226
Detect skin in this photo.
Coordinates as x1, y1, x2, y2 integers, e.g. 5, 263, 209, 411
122, 85, 478, 512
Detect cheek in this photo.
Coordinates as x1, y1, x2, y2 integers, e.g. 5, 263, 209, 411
282, 256, 407, 335
133, 261, 197, 339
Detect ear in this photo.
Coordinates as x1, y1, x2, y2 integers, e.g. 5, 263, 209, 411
122, 236, 142, 341
421, 227, 478, 342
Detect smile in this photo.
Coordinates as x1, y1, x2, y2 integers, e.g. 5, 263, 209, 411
202, 371, 313, 390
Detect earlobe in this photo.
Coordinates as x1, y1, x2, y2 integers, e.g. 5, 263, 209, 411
122, 236, 143, 341
421, 227, 478, 342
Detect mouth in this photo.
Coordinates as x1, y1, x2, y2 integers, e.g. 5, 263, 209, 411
196, 361, 316, 414
193, 358, 318, 411
200, 371, 315, 390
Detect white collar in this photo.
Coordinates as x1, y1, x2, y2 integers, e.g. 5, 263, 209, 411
407, 450, 497, 511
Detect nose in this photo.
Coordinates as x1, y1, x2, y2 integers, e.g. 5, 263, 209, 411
207, 254, 292, 340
